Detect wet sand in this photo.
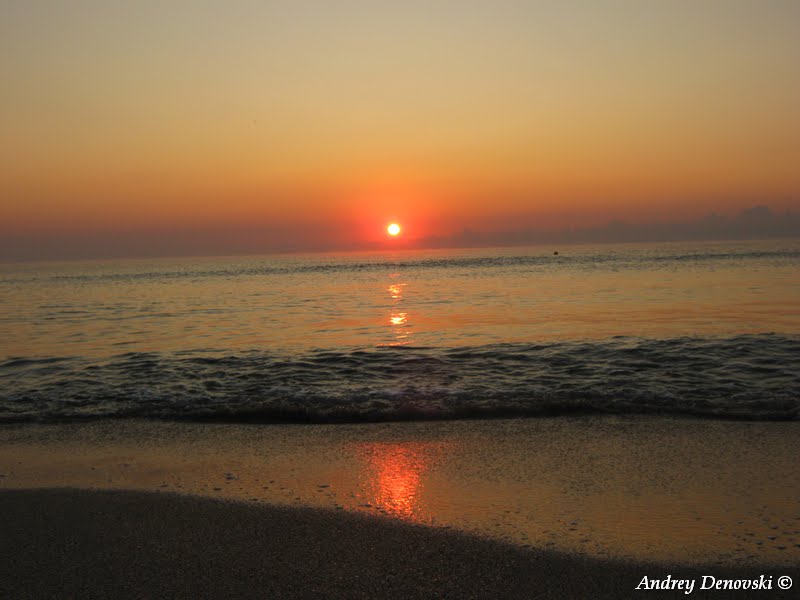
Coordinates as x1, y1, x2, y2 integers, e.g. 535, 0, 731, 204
1, 488, 797, 600
1, 417, 798, 566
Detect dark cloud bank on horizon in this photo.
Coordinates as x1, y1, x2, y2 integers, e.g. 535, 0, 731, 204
425, 205, 800, 249
1, 205, 798, 261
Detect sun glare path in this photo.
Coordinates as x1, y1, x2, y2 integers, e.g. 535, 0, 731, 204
387, 223, 401, 236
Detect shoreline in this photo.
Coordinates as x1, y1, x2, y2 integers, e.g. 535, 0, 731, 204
2, 487, 797, 599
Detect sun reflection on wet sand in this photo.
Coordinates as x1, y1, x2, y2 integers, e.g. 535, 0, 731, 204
353, 442, 448, 520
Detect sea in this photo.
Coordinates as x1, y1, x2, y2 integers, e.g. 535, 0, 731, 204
1, 239, 798, 424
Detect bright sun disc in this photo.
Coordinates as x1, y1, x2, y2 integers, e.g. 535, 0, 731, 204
387, 223, 401, 236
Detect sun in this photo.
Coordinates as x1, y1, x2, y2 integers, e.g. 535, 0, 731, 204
387, 223, 401, 236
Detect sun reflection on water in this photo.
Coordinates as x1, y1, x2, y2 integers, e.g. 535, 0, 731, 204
388, 283, 405, 299
386, 277, 412, 345
390, 312, 407, 326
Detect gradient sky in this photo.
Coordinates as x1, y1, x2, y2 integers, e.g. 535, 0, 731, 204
2, 1, 799, 258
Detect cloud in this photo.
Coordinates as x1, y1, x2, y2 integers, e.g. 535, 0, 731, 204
418, 205, 800, 249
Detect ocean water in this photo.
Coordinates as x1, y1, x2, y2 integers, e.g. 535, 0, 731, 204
1, 240, 798, 423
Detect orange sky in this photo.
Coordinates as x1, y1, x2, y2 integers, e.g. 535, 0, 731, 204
1, 1, 798, 257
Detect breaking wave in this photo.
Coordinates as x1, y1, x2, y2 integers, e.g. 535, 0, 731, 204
1, 334, 797, 423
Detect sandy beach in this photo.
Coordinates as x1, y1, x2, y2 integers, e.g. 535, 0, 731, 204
1, 487, 797, 600
1, 416, 799, 598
